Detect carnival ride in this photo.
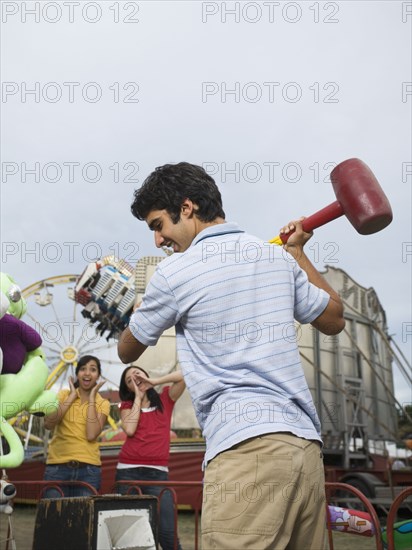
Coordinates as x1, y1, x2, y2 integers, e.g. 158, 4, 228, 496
2, 256, 411, 550
7, 254, 191, 458
2, 160, 410, 548
7, 263, 130, 454
6, 258, 412, 456
22, 265, 128, 390
2, 255, 411, 516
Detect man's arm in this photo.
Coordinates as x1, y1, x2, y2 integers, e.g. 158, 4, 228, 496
118, 327, 148, 363
281, 219, 345, 336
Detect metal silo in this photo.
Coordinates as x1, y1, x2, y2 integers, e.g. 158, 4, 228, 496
299, 266, 399, 469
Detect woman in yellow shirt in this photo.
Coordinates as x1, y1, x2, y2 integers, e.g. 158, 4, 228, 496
43, 355, 110, 497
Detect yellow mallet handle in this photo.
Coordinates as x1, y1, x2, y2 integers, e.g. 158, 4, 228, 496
268, 235, 283, 246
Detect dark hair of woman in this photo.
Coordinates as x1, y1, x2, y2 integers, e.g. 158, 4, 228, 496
73, 355, 102, 389
119, 366, 164, 413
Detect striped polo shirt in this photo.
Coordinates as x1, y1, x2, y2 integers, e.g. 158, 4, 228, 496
129, 222, 329, 467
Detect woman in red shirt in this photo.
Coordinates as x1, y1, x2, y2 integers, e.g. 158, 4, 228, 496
115, 366, 186, 550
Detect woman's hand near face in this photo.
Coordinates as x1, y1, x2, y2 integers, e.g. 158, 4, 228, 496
68, 376, 77, 398
134, 372, 154, 393
89, 379, 106, 401
132, 370, 185, 402
130, 376, 146, 401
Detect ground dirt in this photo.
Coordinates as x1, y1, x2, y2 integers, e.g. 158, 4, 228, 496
1, 505, 381, 550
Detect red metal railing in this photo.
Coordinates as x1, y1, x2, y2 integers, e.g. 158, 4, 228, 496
11, 479, 99, 501
10, 479, 411, 550
11, 479, 203, 550
325, 482, 384, 550
385, 486, 412, 550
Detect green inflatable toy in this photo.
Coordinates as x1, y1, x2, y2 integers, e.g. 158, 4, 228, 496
0, 273, 59, 468
381, 520, 412, 549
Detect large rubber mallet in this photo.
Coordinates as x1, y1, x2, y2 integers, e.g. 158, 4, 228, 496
269, 158, 393, 245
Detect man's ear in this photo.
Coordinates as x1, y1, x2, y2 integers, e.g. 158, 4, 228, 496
180, 199, 197, 218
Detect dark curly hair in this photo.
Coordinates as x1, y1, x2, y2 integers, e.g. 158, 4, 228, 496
131, 162, 225, 223
119, 366, 163, 413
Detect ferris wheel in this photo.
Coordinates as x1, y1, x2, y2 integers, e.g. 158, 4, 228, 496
22, 273, 125, 393
13, 254, 194, 450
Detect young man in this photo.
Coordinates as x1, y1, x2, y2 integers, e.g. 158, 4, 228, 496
118, 162, 345, 550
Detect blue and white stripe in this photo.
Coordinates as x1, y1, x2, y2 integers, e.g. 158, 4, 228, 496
129, 222, 329, 466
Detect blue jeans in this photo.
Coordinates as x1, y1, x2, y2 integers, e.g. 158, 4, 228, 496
43, 464, 101, 498
115, 466, 182, 550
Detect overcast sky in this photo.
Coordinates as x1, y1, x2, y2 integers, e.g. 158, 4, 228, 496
1, 1, 411, 403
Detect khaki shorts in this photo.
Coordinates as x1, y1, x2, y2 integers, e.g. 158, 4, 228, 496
202, 432, 327, 550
